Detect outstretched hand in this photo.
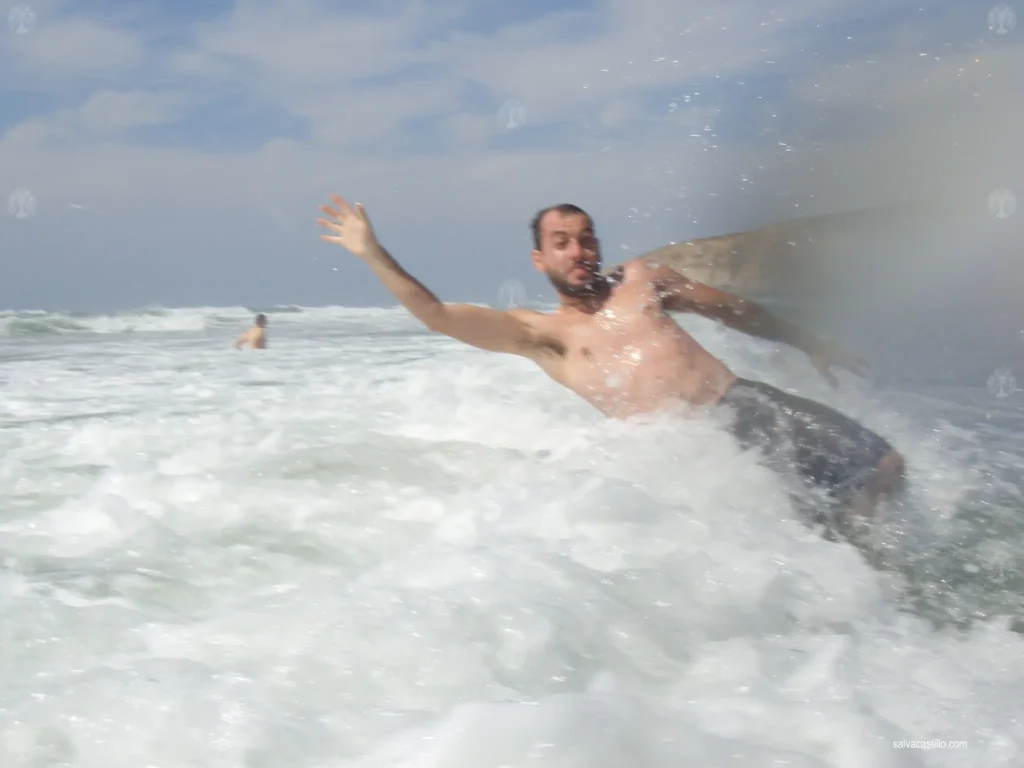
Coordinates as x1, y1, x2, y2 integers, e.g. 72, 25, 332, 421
317, 195, 379, 259
808, 342, 871, 388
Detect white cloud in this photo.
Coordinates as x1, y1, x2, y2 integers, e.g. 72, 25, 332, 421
78, 89, 196, 133
169, 0, 429, 93
1, 89, 198, 149
161, 0, 853, 144
0, 0, 1021, 310
4, 16, 144, 76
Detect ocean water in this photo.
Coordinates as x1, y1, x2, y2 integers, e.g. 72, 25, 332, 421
2, 304, 1024, 767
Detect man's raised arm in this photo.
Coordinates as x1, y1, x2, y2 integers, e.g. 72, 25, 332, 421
647, 262, 868, 383
317, 194, 542, 357
653, 265, 821, 351
364, 245, 541, 354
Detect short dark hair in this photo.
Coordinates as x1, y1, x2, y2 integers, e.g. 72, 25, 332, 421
530, 203, 591, 249
255, 313, 267, 325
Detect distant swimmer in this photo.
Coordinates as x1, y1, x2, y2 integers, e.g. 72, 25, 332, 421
317, 195, 906, 535
234, 313, 267, 349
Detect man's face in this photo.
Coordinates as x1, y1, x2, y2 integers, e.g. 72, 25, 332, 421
531, 211, 602, 298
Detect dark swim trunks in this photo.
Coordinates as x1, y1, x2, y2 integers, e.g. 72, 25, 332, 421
717, 378, 894, 504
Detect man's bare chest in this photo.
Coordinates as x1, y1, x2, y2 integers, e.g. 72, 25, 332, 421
537, 306, 689, 390
567, 294, 678, 352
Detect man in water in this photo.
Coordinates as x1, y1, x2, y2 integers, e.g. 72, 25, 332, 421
317, 196, 906, 529
234, 313, 268, 349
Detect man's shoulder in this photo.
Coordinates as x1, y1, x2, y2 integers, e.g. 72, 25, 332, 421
507, 307, 554, 330
506, 308, 567, 357
620, 258, 693, 289
612, 258, 661, 282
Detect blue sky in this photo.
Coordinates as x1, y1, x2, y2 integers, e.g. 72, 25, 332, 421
0, 0, 1021, 311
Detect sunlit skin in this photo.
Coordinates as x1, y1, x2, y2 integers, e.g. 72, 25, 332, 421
522, 210, 738, 417
316, 198, 860, 416
234, 314, 267, 350
316, 195, 906, 523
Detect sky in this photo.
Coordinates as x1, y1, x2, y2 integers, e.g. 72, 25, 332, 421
0, 0, 1022, 312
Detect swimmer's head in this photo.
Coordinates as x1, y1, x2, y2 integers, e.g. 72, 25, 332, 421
529, 204, 603, 299
255, 313, 267, 327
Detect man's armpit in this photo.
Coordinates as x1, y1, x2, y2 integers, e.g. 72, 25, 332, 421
532, 332, 566, 358
516, 318, 566, 359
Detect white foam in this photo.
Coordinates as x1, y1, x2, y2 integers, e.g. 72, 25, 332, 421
1, 306, 1022, 767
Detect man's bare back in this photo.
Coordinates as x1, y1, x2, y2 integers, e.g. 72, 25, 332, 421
234, 314, 267, 349
316, 196, 906, 532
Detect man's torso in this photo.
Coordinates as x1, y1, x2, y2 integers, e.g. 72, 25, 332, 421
524, 262, 736, 417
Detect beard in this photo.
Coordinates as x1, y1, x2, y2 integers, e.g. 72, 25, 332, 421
546, 264, 610, 299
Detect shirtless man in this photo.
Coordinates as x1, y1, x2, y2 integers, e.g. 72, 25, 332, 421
234, 313, 268, 349
317, 196, 906, 529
